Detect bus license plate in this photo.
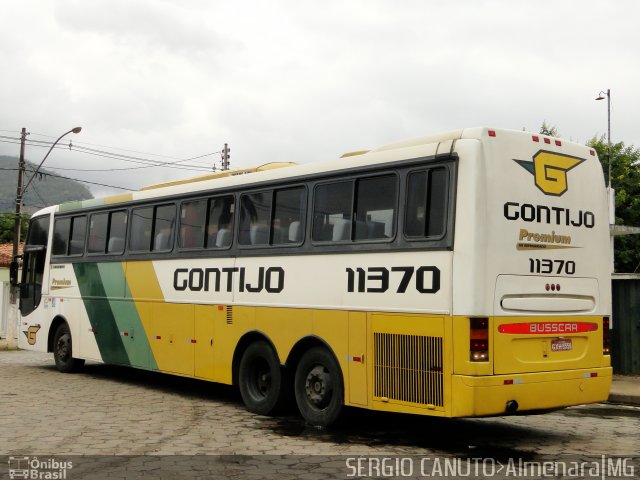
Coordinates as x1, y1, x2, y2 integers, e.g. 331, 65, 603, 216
551, 338, 572, 352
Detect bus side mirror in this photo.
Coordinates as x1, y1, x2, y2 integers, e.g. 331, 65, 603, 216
10, 257, 20, 287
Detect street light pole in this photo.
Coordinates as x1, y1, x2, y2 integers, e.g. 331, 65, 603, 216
10, 128, 28, 291
596, 89, 614, 272
10, 126, 82, 299
596, 89, 611, 187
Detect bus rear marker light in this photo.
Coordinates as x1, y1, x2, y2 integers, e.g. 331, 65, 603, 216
603, 317, 611, 355
470, 318, 489, 362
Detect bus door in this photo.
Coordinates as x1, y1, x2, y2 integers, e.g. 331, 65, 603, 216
19, 215, 50, 317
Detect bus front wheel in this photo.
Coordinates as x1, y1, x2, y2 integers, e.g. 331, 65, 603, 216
294, 346, 343, 427
53, 323, 85, 373
238, 341, 285, 415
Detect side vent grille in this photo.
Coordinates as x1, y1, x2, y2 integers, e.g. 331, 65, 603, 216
374, 333, 444, 407
226, 306, 233, 325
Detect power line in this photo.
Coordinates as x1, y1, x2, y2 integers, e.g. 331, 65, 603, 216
0, 168, 133, 191
0, 134, 222, 172
20, 133, 222, 165
29, 131, 195, 161
40, 171, 134, 191
0, 137, 215, 172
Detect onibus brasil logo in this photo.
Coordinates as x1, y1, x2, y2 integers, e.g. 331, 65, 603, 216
514, 150, 585, 196
8, 456, 73, 479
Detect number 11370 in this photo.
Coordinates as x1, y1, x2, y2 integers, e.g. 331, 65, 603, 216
529, 258, 575, 275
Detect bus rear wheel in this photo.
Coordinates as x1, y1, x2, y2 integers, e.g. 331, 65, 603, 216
53, 323, 85, 373
238, 341, 285, 416
294, 346, 343, 427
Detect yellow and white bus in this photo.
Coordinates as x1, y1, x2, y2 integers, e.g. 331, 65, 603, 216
16, 127, 612, 426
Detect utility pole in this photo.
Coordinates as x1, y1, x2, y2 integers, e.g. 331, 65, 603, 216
10, 128, 27, 303
222, 143, 231, 171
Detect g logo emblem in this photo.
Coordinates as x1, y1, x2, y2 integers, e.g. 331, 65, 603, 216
515, 151, 585, 197
23, 325, 40, 346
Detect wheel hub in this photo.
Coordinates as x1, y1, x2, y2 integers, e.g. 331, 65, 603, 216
257, 371, 271, 396
305, 365, 332, 407
57, 335, 70, 360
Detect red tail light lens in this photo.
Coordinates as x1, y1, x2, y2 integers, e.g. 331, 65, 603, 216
470, 317, 489, 362
603, 316, 611, 355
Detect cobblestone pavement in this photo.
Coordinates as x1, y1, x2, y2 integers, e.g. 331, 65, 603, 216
1, 351, 638, 478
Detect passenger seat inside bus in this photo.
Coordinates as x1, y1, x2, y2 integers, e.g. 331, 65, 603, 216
250, 224, 269, 245
332, 218, 350, 241
288, 221, 302, 243
154, 231, 172, 251
107, 237, 124, 253
215, 228, 231, 248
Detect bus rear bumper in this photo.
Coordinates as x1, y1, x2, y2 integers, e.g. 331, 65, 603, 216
451, 367, 612, 417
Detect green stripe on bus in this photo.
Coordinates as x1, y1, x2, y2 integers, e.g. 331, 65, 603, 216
59, 198, 105, 212
97, 262, 158, 370
73, 262, 130, 366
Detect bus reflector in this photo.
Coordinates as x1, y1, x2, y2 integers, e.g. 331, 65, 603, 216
504, 379, 514, 385
470, 317, 489, 362
544, 138, 551, 144
488, 130, 496, 137
603, 316, 611, 355
532, 135, 540, 142
555, 140, 562, 146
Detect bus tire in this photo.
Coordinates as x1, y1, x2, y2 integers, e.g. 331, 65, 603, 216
238, 341, 285, 416
53, 323, 85, 373
294, 346, 343, 427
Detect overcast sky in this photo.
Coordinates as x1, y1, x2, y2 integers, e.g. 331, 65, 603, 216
1, 0, 639, 199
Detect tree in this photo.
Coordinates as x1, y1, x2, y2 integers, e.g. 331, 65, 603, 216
0, 213, 28, 244
539, 121, 559, 137
588, 136, 640, 272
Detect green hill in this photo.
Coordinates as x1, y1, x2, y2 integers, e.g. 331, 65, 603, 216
0, 156, 93, 214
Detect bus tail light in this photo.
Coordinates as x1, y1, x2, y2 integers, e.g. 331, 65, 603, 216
603, 316, 611, 355
470, 317, 489, 362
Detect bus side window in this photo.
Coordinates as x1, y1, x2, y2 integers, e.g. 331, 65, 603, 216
405, 167, 448, 239
88, 213, 109, 254
180, 200, 207, 249
53, 216, 86, 256
354, 174, 397, 241
207, 195, 235, 249
52, 218, 71, 255
153, 205, 176, 252
130, 207, 153, 252
272, 187, 306, 245
69, 216, 87, 255
312, 181, 353, 242
107, 211, 127, 254
239, 192, 271, 246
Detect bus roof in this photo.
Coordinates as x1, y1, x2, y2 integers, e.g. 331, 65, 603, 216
47, 127, 594, 215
